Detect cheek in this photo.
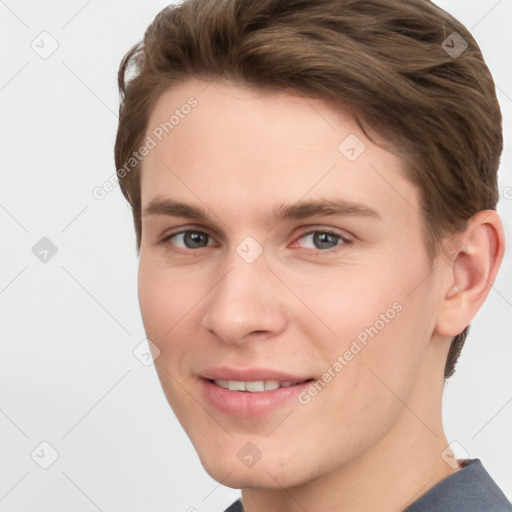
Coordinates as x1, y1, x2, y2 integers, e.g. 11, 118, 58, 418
137, 260, 169, 339
137, 259, 193, 377
303, 257, 435, 393
137, 255, 202, 340
290, 267, 402, 351
137, 256, 201, 410
137, 255, 219, 392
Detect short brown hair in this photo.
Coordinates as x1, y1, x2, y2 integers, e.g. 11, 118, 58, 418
114, 0, 502, 379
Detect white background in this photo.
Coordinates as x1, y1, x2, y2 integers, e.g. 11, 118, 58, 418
1, 1, 511, 510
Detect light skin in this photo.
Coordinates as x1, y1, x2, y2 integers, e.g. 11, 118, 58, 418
136, 79, 504, 512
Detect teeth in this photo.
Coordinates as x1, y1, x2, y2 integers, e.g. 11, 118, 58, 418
214, 379, 301, 392
228, 380, 245, 391
245, 381, 265, 392
264, 380, 280, 390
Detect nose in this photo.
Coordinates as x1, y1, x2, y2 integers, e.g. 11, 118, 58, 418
200, 254, 288, 345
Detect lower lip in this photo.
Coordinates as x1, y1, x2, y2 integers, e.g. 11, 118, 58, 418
200, 378, 312, 417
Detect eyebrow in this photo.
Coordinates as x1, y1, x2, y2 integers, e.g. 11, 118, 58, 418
142, 197, 382, 224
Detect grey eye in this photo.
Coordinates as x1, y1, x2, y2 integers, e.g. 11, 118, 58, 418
298, 231, 343, 250
171, 231, 211, 249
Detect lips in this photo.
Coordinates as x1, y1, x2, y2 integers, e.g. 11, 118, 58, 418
199, 367, 314, 417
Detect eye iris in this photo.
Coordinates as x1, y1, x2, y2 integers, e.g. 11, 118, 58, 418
313, 232, 339, 249
184, 231, 208, 248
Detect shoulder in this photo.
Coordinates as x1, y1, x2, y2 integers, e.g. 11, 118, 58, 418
222, 498, 243, 512
405, 459, 511, 512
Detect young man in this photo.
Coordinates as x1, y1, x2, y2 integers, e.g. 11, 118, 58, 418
114, 0, 510, 510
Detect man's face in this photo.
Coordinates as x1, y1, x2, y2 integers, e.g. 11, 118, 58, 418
138, 80, 444, 488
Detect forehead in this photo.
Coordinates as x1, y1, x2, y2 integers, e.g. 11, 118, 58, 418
140, 79, 420, 228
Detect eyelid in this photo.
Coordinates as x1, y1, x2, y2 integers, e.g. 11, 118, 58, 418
160, 224, 216, 241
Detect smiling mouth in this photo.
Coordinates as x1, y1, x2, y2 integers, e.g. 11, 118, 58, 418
209, 378, 314, 392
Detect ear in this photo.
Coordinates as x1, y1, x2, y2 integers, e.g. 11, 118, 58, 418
435, 210, 505, 337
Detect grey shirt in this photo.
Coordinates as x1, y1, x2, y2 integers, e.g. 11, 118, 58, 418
223, 459, 511, 511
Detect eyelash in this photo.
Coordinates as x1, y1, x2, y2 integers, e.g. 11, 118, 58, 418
159, 228, 352, 256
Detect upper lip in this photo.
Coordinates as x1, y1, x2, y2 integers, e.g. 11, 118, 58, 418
201, 367, 312, 382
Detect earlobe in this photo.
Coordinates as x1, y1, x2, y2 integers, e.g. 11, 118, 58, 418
435, 210, 505, 337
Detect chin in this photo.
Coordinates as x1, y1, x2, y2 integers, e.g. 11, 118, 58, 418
197, 445, 313, 490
